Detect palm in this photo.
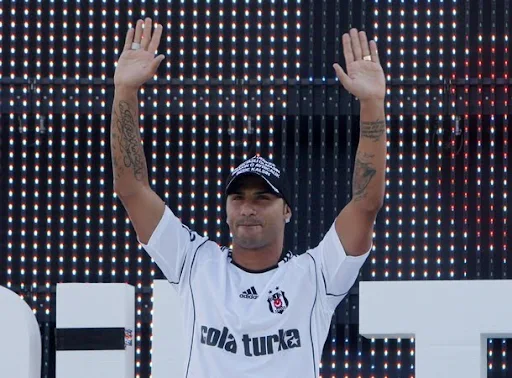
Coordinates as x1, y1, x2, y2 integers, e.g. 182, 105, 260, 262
344, 60, 385, 100
115, 50, 160, 88
334, 29, 386, 101
114, 18, 165, 90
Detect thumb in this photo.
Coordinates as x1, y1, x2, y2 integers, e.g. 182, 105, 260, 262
150, 54, 166, 73
333, 63, 352, 90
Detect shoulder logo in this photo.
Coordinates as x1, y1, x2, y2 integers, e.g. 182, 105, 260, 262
267, 287, 289, 314
240, 286, 258, 299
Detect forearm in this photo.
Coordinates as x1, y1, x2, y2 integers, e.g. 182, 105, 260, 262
111, 87, 150, 197
351, 99, 386, 210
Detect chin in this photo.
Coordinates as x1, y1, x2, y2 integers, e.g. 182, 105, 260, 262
233, 236, 266, 250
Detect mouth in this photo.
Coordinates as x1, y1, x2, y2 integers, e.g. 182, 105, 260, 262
238, 223, 262, 227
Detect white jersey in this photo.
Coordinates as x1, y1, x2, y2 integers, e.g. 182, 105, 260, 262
141, 205, 370, 378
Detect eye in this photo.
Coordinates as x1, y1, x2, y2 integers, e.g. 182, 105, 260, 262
257, 194, 271, 200
232, 195, 243, 201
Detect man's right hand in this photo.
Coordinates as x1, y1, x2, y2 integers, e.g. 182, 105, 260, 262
114, 17, 165, 91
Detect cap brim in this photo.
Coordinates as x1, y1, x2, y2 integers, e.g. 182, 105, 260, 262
225, 172, 281, 198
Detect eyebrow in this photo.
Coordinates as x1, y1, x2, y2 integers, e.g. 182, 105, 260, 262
230, 190, 274, 195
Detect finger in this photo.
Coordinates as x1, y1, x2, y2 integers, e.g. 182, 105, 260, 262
148, 23, 163, 54
123, 28, 135, 52
342, 33, 354, 65
350, 28, 363, 60
333, 63, 352, 90
133, 19, 144, 44
141, 17, 153, 50
369, 40, 380, 64
149, 55, 166, 74
359, 31, 371, 59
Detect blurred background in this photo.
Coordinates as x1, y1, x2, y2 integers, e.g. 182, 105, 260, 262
0, 0, 510, 376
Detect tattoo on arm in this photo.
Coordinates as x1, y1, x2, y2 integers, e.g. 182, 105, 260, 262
113, 101, 148, 182
352, 152, 376, 201
360, 119, 386, 142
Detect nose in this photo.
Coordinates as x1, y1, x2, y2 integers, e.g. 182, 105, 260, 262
239, 200, 256, 217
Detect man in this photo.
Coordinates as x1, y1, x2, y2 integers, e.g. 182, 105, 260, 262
111, 17, 386, 378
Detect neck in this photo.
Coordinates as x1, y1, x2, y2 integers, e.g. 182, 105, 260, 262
231, 240, 284, 272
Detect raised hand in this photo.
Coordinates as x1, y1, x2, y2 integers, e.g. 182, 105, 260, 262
114, 18, 165, 90
333, 29, 386, 102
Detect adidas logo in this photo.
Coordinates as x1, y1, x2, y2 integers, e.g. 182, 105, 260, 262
239, 286, 258, 299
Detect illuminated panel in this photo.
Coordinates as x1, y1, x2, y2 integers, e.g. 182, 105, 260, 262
396, 0, 405, 374
254, 0, 262, 157
477, 0, 483, 279
164, 3, 172, 211
383, 0, 392, 283
463, 0, 470, 280
191, 2, 198, 230
242, 0, 250, 159
411, 1, 419, 281
449, 1, 457, 279
31, 0, 43, 320
99, 1, 110, 284
4, 0, 12, 298
318, 0, 327, 375
490, 1, 496, 280
423, 0, 431, 281
71, 5, 81, 282
502, 0, 510, 373
398, 0, 405, 282
243, 2, 250, 159
219, 1, 227, 245
19, 2, 29, 305
41, 2, 55, 375
504, 0, 510, 279
178, 2, 185, 224
267, 0, 275, 160
489, 0, 497, 372
200, 2, 210, 236
409, 0, 419, 372
85, 3, 94, 283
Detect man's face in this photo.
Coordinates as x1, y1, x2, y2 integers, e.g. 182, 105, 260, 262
226, 175, 291, 250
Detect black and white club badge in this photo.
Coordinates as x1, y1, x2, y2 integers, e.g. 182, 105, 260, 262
267, 287, 289, 314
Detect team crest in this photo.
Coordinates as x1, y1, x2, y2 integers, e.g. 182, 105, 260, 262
267, 287, 289, 314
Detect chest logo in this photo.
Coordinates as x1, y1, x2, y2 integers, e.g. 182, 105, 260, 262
267, 287, 289, 314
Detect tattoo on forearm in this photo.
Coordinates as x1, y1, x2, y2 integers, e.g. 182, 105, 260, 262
352, 152, 376, 201
113, 101, 147, 182
361, 119, 386, 142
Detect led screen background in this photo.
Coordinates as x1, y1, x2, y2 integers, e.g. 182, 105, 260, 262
0, 1, 510, 377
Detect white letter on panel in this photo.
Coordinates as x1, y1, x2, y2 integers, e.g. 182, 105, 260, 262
152, 279, 186, 378
0, 285, 41, 378
56, 283, 135, 378
359, 280, 512, 378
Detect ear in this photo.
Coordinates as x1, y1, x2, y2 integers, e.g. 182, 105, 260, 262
284, 204, 292, 224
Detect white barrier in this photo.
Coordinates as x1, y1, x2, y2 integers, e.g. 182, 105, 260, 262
56, 283, 135, 378
151, 279, 186, 378
0, 285, 41, 378
359, 280, 512, 378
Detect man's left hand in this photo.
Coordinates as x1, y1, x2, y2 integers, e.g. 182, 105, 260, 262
333, 28, 386, 102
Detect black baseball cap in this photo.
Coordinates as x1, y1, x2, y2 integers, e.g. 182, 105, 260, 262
225, 156, 292, 208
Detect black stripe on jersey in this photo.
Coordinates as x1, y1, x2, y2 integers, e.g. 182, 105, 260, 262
169, 253, 187, 285
321, 270, 350, 297
305, 252, 319, 378
169, 230, 202, 286
250, 287, 257, 295
185, 238, 209, 378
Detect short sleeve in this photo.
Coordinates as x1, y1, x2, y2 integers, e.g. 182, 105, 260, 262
139, 205, 207, 286
307, 221, 370, 313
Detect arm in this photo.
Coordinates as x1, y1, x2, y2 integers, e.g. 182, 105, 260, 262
333, 29, 386, 256
111, 18, 166, 244
111, 88, 164, 244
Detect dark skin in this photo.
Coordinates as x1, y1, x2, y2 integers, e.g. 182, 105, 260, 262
226, 175, 292, 271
